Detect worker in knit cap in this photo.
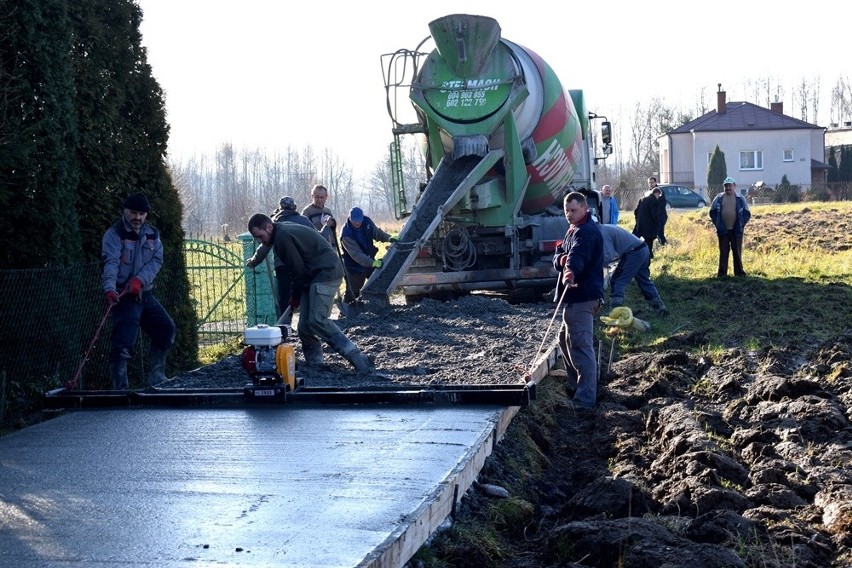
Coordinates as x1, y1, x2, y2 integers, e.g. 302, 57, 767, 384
101, 192, 175, 389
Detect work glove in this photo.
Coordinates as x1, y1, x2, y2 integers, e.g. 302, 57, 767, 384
289, 295, 300, 310
389, 235, 400, 243
561, 267, 575, 287
372, 258, 383, 268
127, 277, 143, 296
106, 291, 119, 306
557, 254, 568, 268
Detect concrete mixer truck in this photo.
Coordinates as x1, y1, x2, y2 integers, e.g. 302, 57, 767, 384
361, 14, 612, 305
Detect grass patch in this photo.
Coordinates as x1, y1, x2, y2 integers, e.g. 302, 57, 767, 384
619, 201, 852, 351
198, 337, 244, 365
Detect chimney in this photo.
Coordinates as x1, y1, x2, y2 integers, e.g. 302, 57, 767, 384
771, 101, 783, 114
717, 83, 726, 114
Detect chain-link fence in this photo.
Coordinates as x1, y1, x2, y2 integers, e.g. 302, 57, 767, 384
0, 262, 117, 424
0, 235, 281, 427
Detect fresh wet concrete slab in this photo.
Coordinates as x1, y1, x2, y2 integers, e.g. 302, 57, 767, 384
1, 348, 557, 567
0, 405, 510, 567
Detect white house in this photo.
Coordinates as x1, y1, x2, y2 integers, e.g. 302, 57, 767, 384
657, 86, 827, 193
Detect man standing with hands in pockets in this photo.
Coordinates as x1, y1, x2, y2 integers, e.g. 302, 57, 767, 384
553, 191, 604, 410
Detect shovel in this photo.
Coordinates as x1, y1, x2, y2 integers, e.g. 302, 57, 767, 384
330, 233, 360, 319
275, 305, 293, 326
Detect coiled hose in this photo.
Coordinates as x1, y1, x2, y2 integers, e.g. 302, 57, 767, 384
441, 226, 477, 271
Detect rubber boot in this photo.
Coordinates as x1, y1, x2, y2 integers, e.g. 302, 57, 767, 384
109, 360, 129, 390
145, 345, 170, 386
329, 332, 373, 373
301, 337, 324, 366
649, 297, 668, 316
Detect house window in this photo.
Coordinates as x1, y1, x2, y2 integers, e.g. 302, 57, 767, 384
783, 149, 794, 162
739, 150, 763, 170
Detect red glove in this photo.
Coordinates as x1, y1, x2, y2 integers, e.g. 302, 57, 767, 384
106, 291, 119, 306
561, 268, 575, 286
127, 277, 143, 296
557, 254, 568, 268
289, 295, 300, 310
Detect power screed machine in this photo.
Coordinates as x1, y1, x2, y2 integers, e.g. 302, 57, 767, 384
44, 322, 540, 410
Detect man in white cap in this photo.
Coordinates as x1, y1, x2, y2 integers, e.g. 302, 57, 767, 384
340, 207, 398, 304
709, 177, 751, 277
101, 192, 175, 389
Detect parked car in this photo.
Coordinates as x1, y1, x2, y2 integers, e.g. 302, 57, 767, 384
658, 184, 707, 208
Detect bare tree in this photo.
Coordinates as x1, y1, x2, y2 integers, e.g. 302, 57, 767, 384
795, 77, 810, 121
809, 76, 820, 124
830, 75, 852, 125
693, 85, 710, 118
628, 97, 669, 168
320, 148, 355, 215
169, 162, 204, 236
791, 76, 820, 123
361, 137, 428, 223
283, 145, 317, 207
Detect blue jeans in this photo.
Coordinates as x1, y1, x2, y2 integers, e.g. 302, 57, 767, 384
609, 245, 660, 305
109, 292, 175, 362
559, 299, 599, 408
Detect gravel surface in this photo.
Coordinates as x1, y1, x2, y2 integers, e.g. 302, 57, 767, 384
163, 295, 560, 390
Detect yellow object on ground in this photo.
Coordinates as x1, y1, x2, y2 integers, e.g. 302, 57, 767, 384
599, 307, 651, 332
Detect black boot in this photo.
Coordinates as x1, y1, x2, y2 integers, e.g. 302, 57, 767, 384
300, 336, 324, 366
146, 345, 170, 386
328, 332, 373, 373
109, 360, 129, 390
649, 297, 668, 316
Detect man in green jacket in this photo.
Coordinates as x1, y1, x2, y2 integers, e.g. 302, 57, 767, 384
247, 213, 372, 372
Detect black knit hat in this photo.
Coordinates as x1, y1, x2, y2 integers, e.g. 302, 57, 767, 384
123, 192, 150, 212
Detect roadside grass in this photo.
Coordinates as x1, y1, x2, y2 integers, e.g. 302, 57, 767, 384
615, 201, 852, 352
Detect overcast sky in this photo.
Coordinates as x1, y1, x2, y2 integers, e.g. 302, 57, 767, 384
137, 0, 850, 176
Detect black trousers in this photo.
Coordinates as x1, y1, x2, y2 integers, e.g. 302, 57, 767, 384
343, 268, 373, 303
717, 231, 745, 276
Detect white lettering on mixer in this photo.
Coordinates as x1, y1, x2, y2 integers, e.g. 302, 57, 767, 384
440, 79, 501, 107
439, 79, 501, 92
533, 139, 577, 192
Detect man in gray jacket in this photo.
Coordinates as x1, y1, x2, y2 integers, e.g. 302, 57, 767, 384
247, 213, 372, 372
599, 223, 667, 315
101, 193, 175, 389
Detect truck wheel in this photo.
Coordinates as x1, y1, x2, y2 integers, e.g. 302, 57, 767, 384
404, 294, 427, 306
505, 288, 537, 305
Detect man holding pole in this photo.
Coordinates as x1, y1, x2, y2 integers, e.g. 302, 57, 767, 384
552, 191, 604, 410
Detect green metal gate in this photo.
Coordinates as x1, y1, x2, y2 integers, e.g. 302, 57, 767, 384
183, 236, 278, 346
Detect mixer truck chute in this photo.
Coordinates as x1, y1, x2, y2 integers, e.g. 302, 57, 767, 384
362, 14, 612, 305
